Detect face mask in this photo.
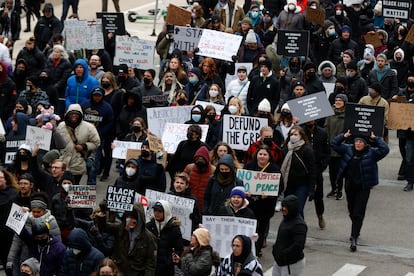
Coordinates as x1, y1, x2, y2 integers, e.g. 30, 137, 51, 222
125, 167, 136, 176
263, 137, 273, 146
396, 57, 402, 62
290, 135, 300, 143
219, 1, 226, 7
328, 29, 336, 36
384, 24, 392, 30
21, 272, 30, 276
220, 171, 231, 178
118, 75, 127, 82
19, 154, 29, 160
206, 114, 216, 121
192, 114, 202, 122
177, 98, 187, 105
251, 11, 259, 18
306, 71, 316, 79
281, 111, 292, 118
131, 125, 141, 133
125, 217, 137, 229
26, 85, 32, 91
228, 105, 239, 114
209, 90, 219, 98
36, 238, 49, 247
407, 82, 414, 88
195, 161, 207, 170
143, 78, 151, 85
101, 82, 110, 89
353, 6, 361, 11
346, 71, 354, 78
263, 17, 271, 23
188, 76, 198, 84
369, 91, 377, 98
288, 4, 295, 11
335, 10, 342, 16
72, 248, 81, 255
141, 150, 150, 158
62, 184, 70, 192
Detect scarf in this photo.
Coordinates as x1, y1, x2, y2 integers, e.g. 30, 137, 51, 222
280, 139, 305, 191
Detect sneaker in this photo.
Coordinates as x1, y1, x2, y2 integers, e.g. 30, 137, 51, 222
326, 190, 336, 198
275, 201, 282, 212
335, 191, 343, 200
318, 215, 326, 229
404, 183, 413, 191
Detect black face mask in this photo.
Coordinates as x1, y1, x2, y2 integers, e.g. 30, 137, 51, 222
131, 126, 141, 133
263, 137, 273, 146
21, 272, 30, 276
407, 82, 414, 88
281, 111, 292, 118
306, 71, 316, 79
15, 69, 25, 76
118, 75, 127, 82
290, 62, 300, 70
195, 161, 207, 170
101, 82, 110, 89
206, 114, 216, 122
143, 78, 151, 85
177, 98, 187, 105
19, 154, 29, 160
220, 171, 231, 178
141, 150, 150, 158
36, 238, 49, 247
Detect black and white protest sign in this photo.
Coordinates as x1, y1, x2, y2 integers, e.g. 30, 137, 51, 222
96, 12, 126, 41
6, 203, 29, 234
4, 137, 25, 164
344, 103, 385, 136
173, 26, 203, 52
287, 91, 334, 124
382, 0, 411, 21
276, 30, 310, 57
106, 186, 135, 212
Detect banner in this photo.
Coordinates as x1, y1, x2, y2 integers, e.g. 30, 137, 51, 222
287, 92, 334, 124
25, 126, 52, 151
197, 29, 243, 61
173, 26, 203, 52
112, 141, 142, 159
147, 105, 194, 137
144, 189, 195, 240
222, 115, 268, 150
67, 185, 96, 208
344, 103, 385, 136
161, 123, 209, 154
106, 186, 135, 212
277, 30, 310, 57
236, 169, 281, 196
388, 102, 414, 130
114, 36, 155, 69
6, 203, 29, 234
64, 19, 104, 50
202, 216, 257, 258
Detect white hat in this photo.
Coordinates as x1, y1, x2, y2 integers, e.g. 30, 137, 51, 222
19, 144, 32, 153
245, 29, 257, 44
258, 98, 271, 113
287, 0, 297, 5
281, 103, 290, 111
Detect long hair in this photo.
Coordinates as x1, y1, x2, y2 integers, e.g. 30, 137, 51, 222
209, 142, 241, 168
101, 72, 119, 90
286, 125, 311, 145
91, 258, 120, 276
199, 57, 217, 79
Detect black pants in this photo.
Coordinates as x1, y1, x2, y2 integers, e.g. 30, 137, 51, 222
399, 137, 407, 177
25, 0, 41, 29
329, 156, 343, 192
345, 180, 370, 238
314, 170, 324, 216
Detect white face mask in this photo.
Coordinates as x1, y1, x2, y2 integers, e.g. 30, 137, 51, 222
228, 105, 239, 114
288, 4, 295, 11
125, 167, 136, 176
62, 184, 70, 192
335, 10, 342, 16
290, 135, 300, 143
209, 90, 219, 98
72, 248, 81, 255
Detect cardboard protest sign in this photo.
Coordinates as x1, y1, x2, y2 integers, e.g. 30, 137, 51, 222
236, 169, 281, 196
222, 115, 268, 150
67, 185, 96, 208
286, 92, 334, 124
364, 32, 382, 48
64, 19, 104, 50
173, 26, 203, 51
6, 203, 29, 234
125, 149, 141, 162
197, 29, 243, 61
382, 0, 411, 21
147, 105, 194, 137
305, 7, 325, 26
96, 12, 126, 41
25, 126, 52, 151
106, 186, 135, 212
202, 216, 257, 258
4, 138, 25, 164
112, 141, 142, 159
147, 134, 164, 153
165, 4, 192, 26
405, 25, 414, 45
277, 30, 310, 57
161, 123, 209, 154
114, 36, 155, 69
145, 189, 195, 240
387, 102, 414, 130
344, 103, 385, 136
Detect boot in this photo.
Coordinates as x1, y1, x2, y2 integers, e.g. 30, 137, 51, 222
350, 237, 357, 252
318, 215, 326, 229
404, 183, 413, 191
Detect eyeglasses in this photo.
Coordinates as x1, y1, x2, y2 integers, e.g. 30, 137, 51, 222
51, 166, 62, 170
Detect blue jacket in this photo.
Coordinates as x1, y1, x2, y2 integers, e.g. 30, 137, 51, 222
65, 59, 99, 108
80, 98, 114, 137
331, 134, 389, 189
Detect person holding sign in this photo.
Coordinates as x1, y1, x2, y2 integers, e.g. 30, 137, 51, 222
331, 130, 389, 252
114, 158, 143, 194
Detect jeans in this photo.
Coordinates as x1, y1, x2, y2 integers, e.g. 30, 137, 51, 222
272, 258, 305, 276
405, 139, 414, 184
285, 184, 309, 219
61, 0, 79, 22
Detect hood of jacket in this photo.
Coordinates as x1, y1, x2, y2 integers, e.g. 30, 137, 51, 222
124, 202, 147, 232
73, 59, 90, 83
317, 60, 336, 76
282, 194, 300, 220
194, 146, 210, 163
215, 153, 235, 175
123, 86, 143, 107
67, 227, 92, 252
190, 104, 205, 122
394, 48, 405, 62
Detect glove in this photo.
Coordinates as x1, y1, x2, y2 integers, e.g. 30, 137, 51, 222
193, 47, 200, 53
231, 55, 238, 62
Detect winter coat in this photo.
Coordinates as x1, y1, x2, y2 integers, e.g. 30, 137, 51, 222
328, 37, 360, 65
43, 56, 72, 98
168, 139, 209, 177
367, 64, 399, 100
146, 200, 184, 276
16, 46, 46, 77
324, 108, 345, 157
311, 31, 338, 65
137, 155, 167, 193
65, 59, 99, 108
80, 97, 114, 138
347, 74, 368, 103
51, 192, 76, 232
272, 195, 307, 266
180, 246, 214, 276
0, 0, 21, 41
303, 125, 330, 173
276, 8, 304, 31
219, 4, 245, 32
217, 197, 256, 219
0, 62, 17, 121
331, 134, 389, 189
247, 71, 280, 115
33, 4, 63, 50
61, 228, 104, 276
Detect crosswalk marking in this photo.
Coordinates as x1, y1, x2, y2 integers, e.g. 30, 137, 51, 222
264, 267, 272, 276
405, 273, 414, 276
332, 263, 367, 276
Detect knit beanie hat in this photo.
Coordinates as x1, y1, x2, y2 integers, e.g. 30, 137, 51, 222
343, 49, 354, 59
346, 60, 358, 71
377, 53, 387, 60
21, 258, 40, 274
324, 20, 334, 30
230, 186, 246, 199
42, 149, 60, 164
363, 44, 375, 59
258, 98, 271, 113
292, 80, 305, 90
335, 93, 348, 103
303, 61, 316, 72
369, 82, 382, 95
354, 137, 367, 145
193, 228, 211, 246
245, 29, 257, 44
241, 17, 252, 25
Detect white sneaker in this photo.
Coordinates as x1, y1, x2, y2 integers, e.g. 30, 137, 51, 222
275, 201, 282, 212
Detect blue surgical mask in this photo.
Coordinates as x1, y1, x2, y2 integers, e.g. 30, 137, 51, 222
251, 11, 259, 18
328, 29, 336, 36
263, 17, 271, 23
192, 114, 201, 122
189, 76, 198, 84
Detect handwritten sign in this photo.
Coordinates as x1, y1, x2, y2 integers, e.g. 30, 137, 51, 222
388, 102, 414, 130
305, 7, 325, 26
222, 115, 268, 151
287, 91, 334, 124
405, 25, 414, 45
364, 32, 382, 48
67, 185, 96, 208
64, 19, 104, 50
195, 100, 225, 116
114, 36, 155, 69
25, 126, 52, 151
161, 123, 209, 154
106, 186, 135, 212
202, 216, 257, 258
165, 3, 192, 26
197, 29, 243, 61
6, 203, 29, 234
145, 189, 195, 240
4, 138, 25, 164
147, 105, 194, 137
112, 141, 142, 159
277, 30, 310, 57
147, 134, 164, 153
236, 169, 281, 196
173, 26, 203, 51
125, 149, 141, 162
344, 103, 385, 136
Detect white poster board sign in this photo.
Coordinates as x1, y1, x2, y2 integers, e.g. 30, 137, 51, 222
67, 185, 96, 208
147, 105, 195, 137
112, 141, 142, 159
6, 203, 29, 234
173, 26, 203, 51
197, 29, 243, 61
195, 100, 225, 116
0, 119, 5, 135
323, 82, 335, 100
64, 19, 104, 50
202, 216, 257, 258
106, 186, 135, 212
114, 36, 155, 69
222, 115, 268, 150
161, 123, 209, 154
236, 169, 281, 196
145, 189, 195, 241
25, 126, 52, 151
